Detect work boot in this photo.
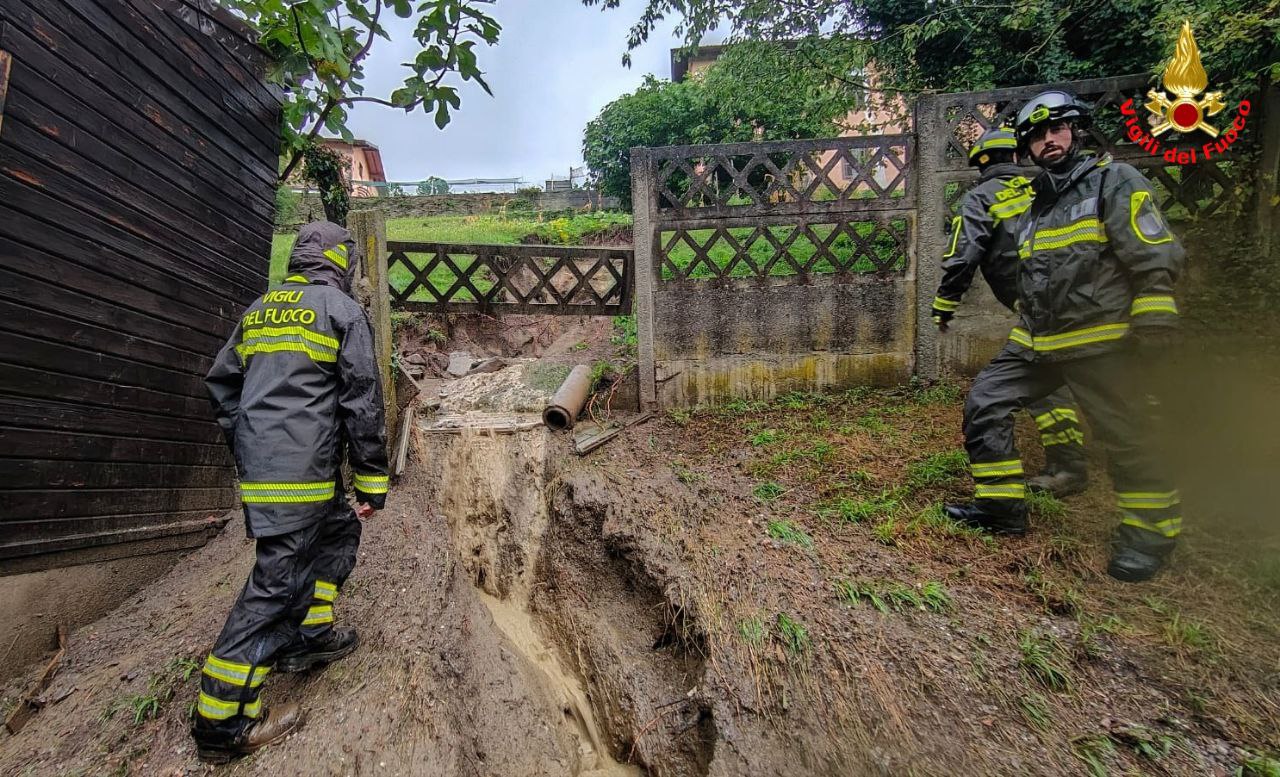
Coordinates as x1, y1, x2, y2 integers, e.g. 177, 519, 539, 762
193, 703, 305, 764
944, 503, 1028, 536
1027, 467, 1089, 498
276, 628, 360, 673
1107, 546, 1168, 583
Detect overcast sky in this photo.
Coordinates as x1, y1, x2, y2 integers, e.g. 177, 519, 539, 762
342, 0, 720, 185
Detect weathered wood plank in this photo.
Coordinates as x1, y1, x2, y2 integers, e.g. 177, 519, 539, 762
4, 487, 236, 521
0, 512, 227, 560
0, 48, 11, 138
0, 365, 215, 422
0, 459, 231, 490
0, 396, 223, 445
0, 426, 231, 466
0, 24, 275, 217
0, 331, 209, 400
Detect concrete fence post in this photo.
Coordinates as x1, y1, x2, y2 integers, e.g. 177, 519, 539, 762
348, 209, 397, 439
630, 147, 659, 409
913, 95, 943, 381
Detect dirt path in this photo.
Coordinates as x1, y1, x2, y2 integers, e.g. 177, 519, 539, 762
2, 353, 1278, 776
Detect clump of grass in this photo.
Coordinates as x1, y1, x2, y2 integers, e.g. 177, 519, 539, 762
1163, 612, 1218, 657
738, 617, 767, 647
668, 408, 693, 426
911, 380, 962, 405
906, 450, 969, 489
767, 520, 813, 549
775, 391, 829, 410
1018, 692, 1052, 731
872, 516, 899, 546
101, 657, 199, 726
751, 428, 782, 446
1019, 630, 1074, 691
716, 398, 769, 417
1238, 751, 1280, 777
753, 481, 784, 502
1072, 734, 1116, 777
835, 579, 950, 614
1078, 615, 1127, 659
854, 412, 888, 434
671, 463, 704, 485
1024, 567, 1083, 616
1027, 490, 1067, 519
776, 613, 810, 657
819, 492, 901, 525
1246, 555, 1280, 594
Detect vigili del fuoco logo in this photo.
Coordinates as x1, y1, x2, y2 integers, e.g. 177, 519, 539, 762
1120, 21, 1250, 165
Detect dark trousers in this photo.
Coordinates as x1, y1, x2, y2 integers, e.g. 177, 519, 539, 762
1024, 386, 1088, 474
963, 346, 1179, 552
194, 500, 361, 732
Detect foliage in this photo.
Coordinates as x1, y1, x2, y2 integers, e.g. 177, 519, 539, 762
1019, 630, 1074, 692
775, 613, 810, 656
766, 519, 813, 548
274, 184, 301, 226
528, 211, 633, 245
588, 0, 1278, 102
226, 0, 500, 181
301, 140, 351, 225
416, 176, 451, 195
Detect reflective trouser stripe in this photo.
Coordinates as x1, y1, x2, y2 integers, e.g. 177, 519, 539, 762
302, 605, 334, 627
1041, 429, 1085, 447
1034, 408, 1079, 430
202, 655, 270, 688
1130, 295, 1178, 316
314, 580, 338, 602
197, 691, 261, 720
975, 483, 1026, 500
932, 296, 960, 312
1117, 491, 1181, 537
970, 459, 1023, 478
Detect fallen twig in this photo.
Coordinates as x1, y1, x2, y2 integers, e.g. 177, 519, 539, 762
5, 625, 67, 735
626, 698, 691, 761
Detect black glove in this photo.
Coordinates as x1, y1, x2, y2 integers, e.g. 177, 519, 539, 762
932, 306, 955, 330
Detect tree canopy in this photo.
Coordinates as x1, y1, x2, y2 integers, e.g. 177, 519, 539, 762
585, 0, 1278, 102
583, 40, 864, 204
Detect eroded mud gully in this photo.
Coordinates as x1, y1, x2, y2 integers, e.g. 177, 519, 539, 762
423, 418, 714, 777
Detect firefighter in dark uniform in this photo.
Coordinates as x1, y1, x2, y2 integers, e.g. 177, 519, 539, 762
193, 221, 389, 761
944, 91, 1185, 582
931, 127, 1089, 497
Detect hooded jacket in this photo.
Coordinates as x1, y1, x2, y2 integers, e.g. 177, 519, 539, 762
1007, 153, 1184, 362
933, 162, 1033, 314
206, 221, 388, 537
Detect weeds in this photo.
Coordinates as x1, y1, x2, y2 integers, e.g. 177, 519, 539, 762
906, 450, 968, 489
1237, 751, 1280, 777
101, 656, 198, 726
835, 579, 950, 614
1072, 734, 1116, 777
1163, 612, 1218, 657
910, 380, 962, 405
775, 391, 828, 410
672, 463, 704, 485
767, 520, 813, 549
776, 613, 810, 657
1018, 630, 1074, 691
751, 428, 782, 446
753, 481, 784, 502
738, 617, 767, 647
819, 492, 900, 524
872, 516, 898, 546
1027, 490, 1067, 519
854, 412, 888, 434
1078, 615, 1127, 659
1024, 567, 1083, 616
1018, 692, 1052, 732
668, 408, 693, 426
610, 315, 638, 349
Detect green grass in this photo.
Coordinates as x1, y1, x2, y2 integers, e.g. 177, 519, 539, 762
1163, 612, 1218, 656
1019, 630, 1074, 692
738, 616, 768, 647
906, 450, 969, 489
1018, 692, 1052, 732
834, 578, 950, 614
818, 492, 900, 524
766, 519, 813, 548
1073, 734, 1116, 777
1238, 751, 1280, 777
753, 481, 785, 502
776, 613, 810, 657
751, 428, 783, 446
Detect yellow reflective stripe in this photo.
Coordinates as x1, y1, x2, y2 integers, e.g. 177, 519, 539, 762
932, 296, 960, 312
1041, 429, 1084, 446
302, 605, 334, 626
1130, 190, 1173, 245
240, 481, 336, 504
202, 656, 269, 688
244, 325, 339, 350
323, 245, 349, 269
197, 692, 261, 720
990, 198, 1030, 220
975, 483, 1026, 500
970, 459, 1023, 477
284, 274, 310, 284
1010, 323, 1130, 352
353, 473, 389, 494
1035, 217, 1102, 240
314, 580, 338, 602
237, 341, 338, 364
1034, 408, 1079, 429
942, 216, 962, 259
1122, 515, 1182, 538
973, 137, 1017, 154
1116, 491, 1180, 509
1130, 295, 1178, 316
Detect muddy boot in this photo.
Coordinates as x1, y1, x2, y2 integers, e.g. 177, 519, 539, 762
276, 628, 360, 673
944, 503, 1028, 535
1107, 546, 1168, 583
193, 703, 305, 764
1026, 467, 1089, 498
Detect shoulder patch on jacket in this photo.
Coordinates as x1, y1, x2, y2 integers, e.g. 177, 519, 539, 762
1129, 189, 1173, 244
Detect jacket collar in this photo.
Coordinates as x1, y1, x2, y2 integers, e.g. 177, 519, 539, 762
1032, 152, 1109, 201
979, 162, 1026, 183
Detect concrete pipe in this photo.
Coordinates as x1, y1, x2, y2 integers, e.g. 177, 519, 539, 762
543, 364, 593, 431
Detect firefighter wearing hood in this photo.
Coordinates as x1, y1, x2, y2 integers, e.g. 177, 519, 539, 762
192, 221, 388, 762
